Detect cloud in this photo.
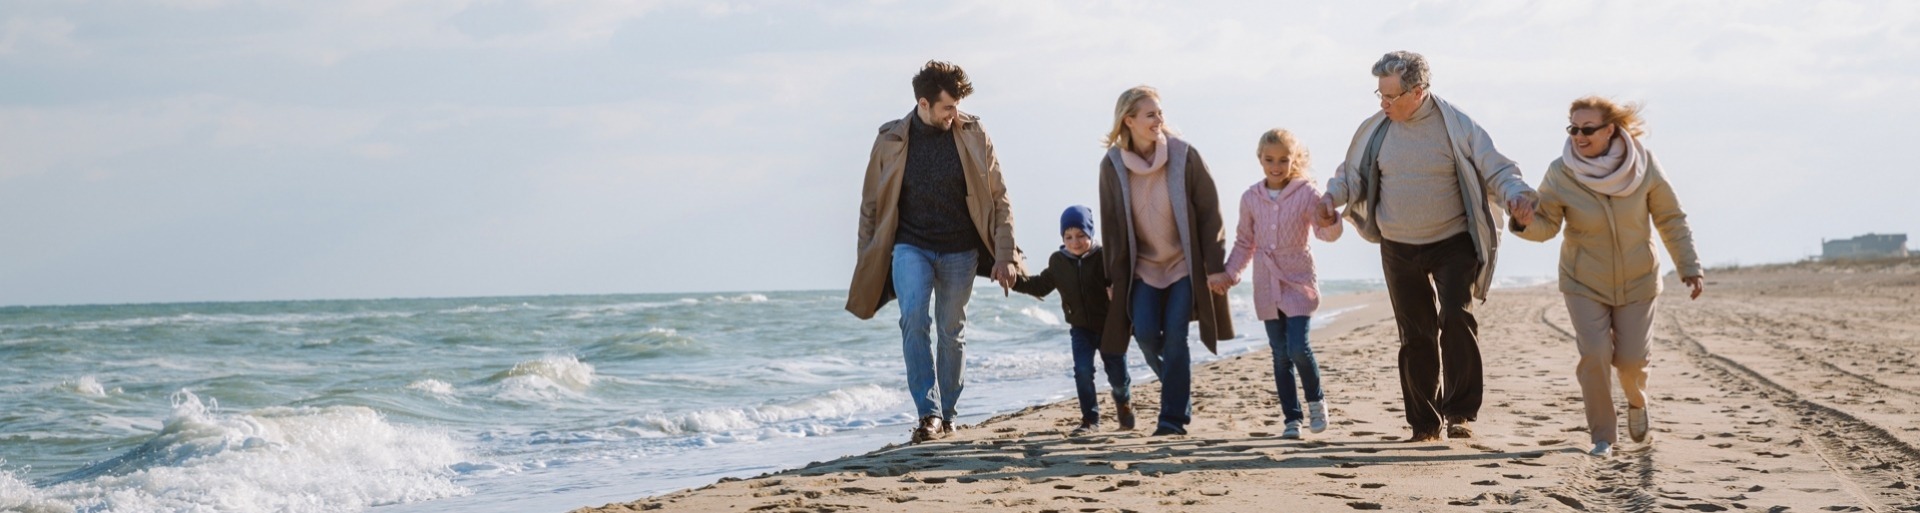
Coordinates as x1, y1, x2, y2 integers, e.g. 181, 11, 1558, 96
1, 1, 1917, 305
0, 16, 81, 56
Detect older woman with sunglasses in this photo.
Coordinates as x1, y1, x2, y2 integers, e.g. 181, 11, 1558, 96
1511, 96, 1704, 458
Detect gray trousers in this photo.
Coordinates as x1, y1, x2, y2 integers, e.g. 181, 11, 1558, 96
1563, 293, 1656, 445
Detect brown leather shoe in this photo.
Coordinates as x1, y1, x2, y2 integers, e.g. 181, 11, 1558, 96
910, 416, 946, 444
1408, 429, 1442, 443
1446, 420, 1474, 439
1115, 401, 1136, 431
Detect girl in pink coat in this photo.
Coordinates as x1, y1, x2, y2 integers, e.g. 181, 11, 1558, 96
1220, 128, 1344, 439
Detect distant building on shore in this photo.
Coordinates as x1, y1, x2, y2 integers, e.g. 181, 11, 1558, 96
1821, 233, 1909, 260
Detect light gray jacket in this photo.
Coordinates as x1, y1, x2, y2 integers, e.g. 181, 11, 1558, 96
1325, 94, 1534, 301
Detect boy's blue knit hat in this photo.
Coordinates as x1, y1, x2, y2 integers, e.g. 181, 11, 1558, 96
1060, 205, 1095, 237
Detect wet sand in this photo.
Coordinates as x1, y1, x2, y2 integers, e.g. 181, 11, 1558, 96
578, 258, 1920, 512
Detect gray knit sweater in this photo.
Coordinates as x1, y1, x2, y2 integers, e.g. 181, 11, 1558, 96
1376, 96, 1467, 245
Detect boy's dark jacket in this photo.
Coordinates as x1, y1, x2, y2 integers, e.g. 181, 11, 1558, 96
1012, 246, 1110, 331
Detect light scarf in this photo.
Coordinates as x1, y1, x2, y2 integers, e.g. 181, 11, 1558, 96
1121, 133, 1169, 175
1562, 130, 1646, 197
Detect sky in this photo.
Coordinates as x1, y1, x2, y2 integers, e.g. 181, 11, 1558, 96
1, 1, 1915, 307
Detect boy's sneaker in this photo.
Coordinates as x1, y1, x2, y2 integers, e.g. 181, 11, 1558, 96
910, 416, 946, 444
1307, 400, 1329, 434
1282, 420, 1303, 439
1627, 406, 1651, 443
1069, 422, 1098, 437
1116, 402, 1137, 431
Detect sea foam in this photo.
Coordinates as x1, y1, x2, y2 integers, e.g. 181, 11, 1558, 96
14, 390, 466, 513
623, 385, 900, 438
488, 356, 597, 401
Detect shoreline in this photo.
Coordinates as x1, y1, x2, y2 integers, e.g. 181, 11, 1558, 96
577, 263, 1920, 512
574, 290, 1396, 512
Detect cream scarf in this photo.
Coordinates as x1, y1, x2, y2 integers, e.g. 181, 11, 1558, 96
1563, 131, 1646, 197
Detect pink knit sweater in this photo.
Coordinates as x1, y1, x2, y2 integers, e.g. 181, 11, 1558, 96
1224, 179, 1343, 320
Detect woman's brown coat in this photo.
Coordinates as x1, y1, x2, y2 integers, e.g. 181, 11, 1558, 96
1097, 136, 1235, 356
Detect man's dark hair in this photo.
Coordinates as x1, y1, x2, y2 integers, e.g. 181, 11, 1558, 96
912, 60, 973, 104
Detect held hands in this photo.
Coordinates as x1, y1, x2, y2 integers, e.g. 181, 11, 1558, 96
1507, 192, 1538, 228
991, 261, 1018, 296
1205, 272, 1237, 295
1315, 197, 1341, 228
1682, 276, 1705, 300
1317, 196, 1339, 227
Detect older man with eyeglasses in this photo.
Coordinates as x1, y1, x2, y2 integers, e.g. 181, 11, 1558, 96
1322, 50, 1538, 443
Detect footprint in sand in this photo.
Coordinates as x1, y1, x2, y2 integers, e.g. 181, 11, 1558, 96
1347, 502, 1384, 510
1360, 483, 1386, 489
1318, 472, 1358, 479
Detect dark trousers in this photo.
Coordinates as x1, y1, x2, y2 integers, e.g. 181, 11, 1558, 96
1070, 327, 1131, 424
1380, 232, 1482, 434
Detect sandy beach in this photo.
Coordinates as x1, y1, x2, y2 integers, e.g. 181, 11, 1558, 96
579, 258, 1920, 513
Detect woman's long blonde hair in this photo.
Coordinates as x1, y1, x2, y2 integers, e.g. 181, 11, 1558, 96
1102, 86, 1175, 150
1569, 96, 1647, 138
1257, 128, 1312, 183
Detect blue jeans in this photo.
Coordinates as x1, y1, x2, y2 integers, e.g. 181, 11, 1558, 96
1264, 315, 1323, 422
892, 243, 977, 421
1070, 327, 1131, 424
1131, 277, 1193, 433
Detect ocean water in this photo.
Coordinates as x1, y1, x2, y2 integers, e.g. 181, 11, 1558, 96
0, 279, 1395, 513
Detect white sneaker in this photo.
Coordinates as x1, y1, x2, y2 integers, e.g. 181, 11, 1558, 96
1627, 406, 1650, 443
1282, 420, 1302, 439
1307, 400, 1329, 433
1589, 441, 1613, 458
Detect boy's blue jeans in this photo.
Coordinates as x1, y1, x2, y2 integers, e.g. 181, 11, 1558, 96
891, 243, 976, 422
1264, 315, 1324, 423
1131, 277, 1193, 433
1069, 326, 1131, 424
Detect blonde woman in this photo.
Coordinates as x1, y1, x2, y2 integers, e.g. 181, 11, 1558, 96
1222, 129, 1343, 438
1512, 96, 1704, 458
1096, 86, 1235, 436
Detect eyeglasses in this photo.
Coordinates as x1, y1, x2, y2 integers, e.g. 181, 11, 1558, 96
1374, 89, 1413, 103
1565, 124, 1610, 136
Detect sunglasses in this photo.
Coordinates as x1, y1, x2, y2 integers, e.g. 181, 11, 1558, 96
1565, 124, 1610, 136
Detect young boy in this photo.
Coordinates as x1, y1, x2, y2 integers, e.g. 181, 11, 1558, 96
1013, 205, 1134, 435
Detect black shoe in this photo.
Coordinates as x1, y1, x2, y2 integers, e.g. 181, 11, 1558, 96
1150, 425, 1186, 437
910, 416, 946, 444
1116, 402, 1137, 431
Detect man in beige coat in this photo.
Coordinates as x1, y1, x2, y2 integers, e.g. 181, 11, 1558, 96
846, 61, 1022, 444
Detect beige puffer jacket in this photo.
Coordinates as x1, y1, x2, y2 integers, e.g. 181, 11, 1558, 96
1514, 153, 1702, 306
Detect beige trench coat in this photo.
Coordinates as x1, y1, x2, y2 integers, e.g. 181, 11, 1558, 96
846, 109, 1022, 320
